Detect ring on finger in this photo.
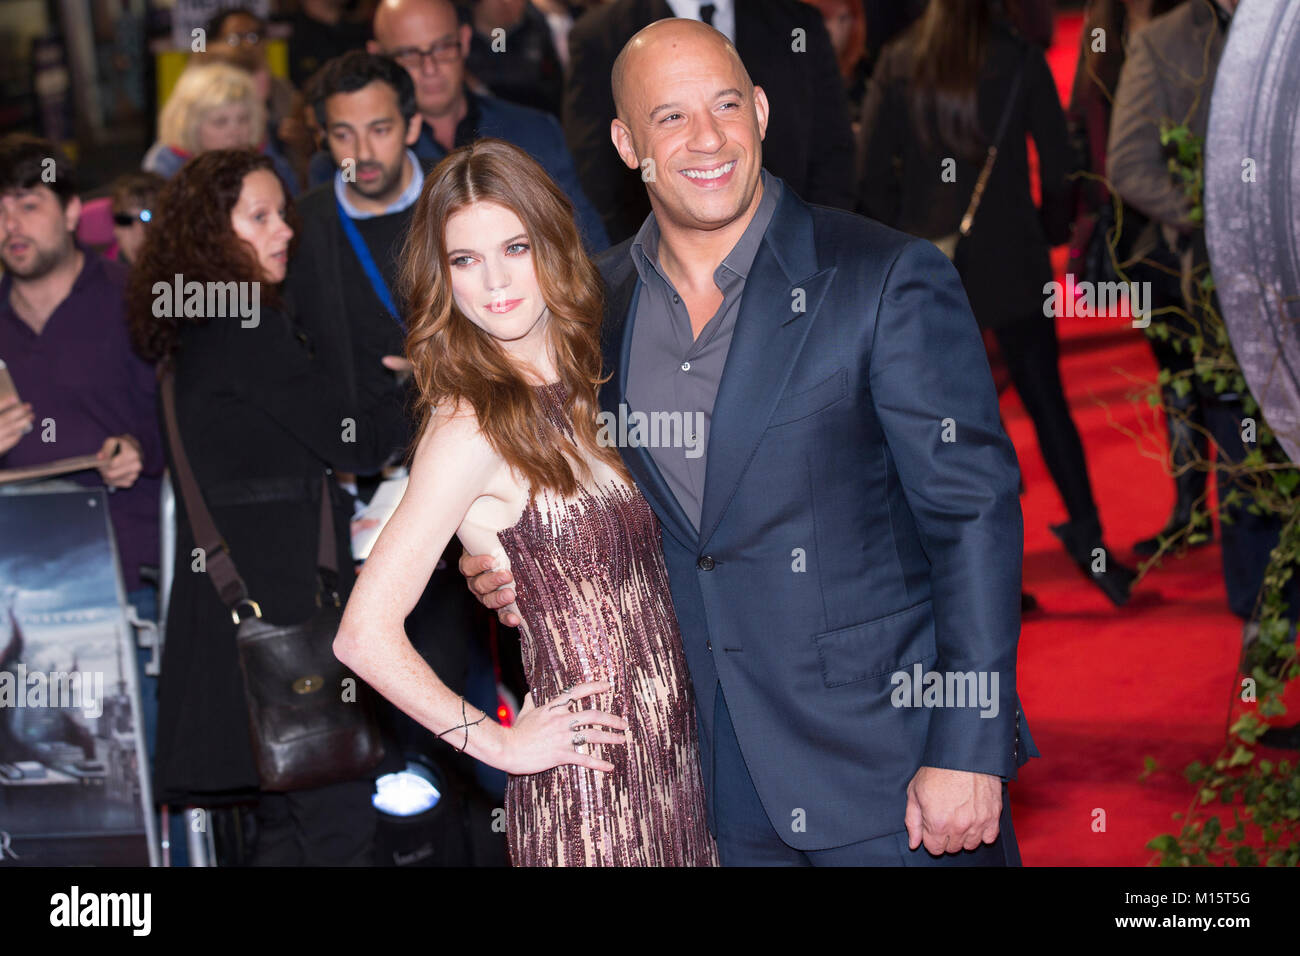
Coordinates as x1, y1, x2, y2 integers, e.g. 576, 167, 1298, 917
571, 733, 585, 747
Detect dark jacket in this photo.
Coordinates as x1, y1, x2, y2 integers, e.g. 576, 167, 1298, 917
286, 171, 427, 419
597, 179, 1035, 850
857, 24, 1073, 328
564, 0, 857, 243
153, 304, 408, 804
466, 2, 565, 117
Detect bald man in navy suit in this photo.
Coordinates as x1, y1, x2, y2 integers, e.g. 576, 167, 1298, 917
465, 19, 1036, 865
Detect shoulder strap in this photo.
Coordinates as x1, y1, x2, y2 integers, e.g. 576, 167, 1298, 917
316, 473, 339, 591
335, 195, 404, 330
161, 363, 339, 612
160, 362, 249, 610
959, 44, 1032, 237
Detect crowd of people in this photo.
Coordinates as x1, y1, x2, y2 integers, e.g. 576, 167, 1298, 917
0, 0, 1286, 868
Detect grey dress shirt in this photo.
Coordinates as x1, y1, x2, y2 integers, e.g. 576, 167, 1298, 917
624, 169, 782, 531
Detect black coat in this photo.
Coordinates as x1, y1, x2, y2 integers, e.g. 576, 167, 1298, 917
856, 23, 1073, 329
153, 304, 409, 804
563, 0, 857, 243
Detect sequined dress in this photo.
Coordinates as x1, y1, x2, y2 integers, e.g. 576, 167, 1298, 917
497, 383, 718, 866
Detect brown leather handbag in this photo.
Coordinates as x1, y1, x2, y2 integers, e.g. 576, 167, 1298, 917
161, 364, 385, 792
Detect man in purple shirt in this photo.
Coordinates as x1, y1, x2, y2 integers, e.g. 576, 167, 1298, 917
0, 134, 165, 726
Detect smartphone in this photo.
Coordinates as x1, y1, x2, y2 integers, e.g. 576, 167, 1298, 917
0, 359, 19, 407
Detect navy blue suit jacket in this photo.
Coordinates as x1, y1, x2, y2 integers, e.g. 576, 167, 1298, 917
596, 181, 1039, 850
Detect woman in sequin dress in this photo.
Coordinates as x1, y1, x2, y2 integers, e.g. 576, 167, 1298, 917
335, 139, 718, 867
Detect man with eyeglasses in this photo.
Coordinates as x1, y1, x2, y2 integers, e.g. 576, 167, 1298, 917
366, 0, 609, 251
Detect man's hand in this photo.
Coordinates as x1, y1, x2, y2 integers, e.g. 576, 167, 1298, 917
0, 397, 34, 455
95, 435, 143, 489
458, 551, 521, 627
904, 766, 1002, 855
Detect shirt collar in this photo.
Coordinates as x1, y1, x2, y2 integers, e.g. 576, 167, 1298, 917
0, 243, 101, 329
333, 148, 424, 219
631, 168, 781, 287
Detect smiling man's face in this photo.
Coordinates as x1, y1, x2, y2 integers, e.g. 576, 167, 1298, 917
611, 21, 769, 234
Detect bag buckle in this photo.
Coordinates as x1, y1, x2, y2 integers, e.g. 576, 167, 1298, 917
231, 599, 263, 625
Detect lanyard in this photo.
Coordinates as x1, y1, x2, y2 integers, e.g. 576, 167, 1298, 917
334, 196, 403, 331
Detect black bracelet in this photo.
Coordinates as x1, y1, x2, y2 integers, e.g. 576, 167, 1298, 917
435, 695, 487, 753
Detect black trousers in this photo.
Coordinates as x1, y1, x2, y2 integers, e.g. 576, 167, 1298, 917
992, 315, 1099, 531
251, 778, 378, 866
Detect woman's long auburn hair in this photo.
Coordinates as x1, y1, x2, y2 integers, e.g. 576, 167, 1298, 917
400, 138, 629, 496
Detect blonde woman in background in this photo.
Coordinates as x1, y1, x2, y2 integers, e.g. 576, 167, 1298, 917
142, 61, 299, 192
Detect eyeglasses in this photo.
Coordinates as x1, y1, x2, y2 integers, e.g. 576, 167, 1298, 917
388, 37, 462, 70
112, 209, 152, 227
222, 32, 262, 47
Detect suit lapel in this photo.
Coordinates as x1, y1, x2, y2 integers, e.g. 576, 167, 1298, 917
697, 186, 835, 548
600, 260, 699, 548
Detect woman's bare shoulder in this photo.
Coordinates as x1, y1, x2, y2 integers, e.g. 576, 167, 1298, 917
419, 396, 492, 450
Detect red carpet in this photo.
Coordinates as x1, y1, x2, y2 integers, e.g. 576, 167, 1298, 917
1006, 12, 1299, 865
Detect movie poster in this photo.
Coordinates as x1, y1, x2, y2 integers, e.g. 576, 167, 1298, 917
0, 484, 155, 866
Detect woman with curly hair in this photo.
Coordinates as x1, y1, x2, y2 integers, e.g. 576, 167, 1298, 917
128, 149, 409, 865
333, 139, 718, 866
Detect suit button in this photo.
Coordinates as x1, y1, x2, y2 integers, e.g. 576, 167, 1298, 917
706, 639, 712, 651
697, 555, 715, 571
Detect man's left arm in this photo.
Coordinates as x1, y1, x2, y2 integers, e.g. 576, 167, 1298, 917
867, 239, 1025, 852
867, 238, 1024, 775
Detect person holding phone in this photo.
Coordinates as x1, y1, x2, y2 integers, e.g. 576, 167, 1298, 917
0, 134, 162, 577
1, 131, 169, 850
